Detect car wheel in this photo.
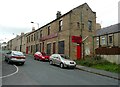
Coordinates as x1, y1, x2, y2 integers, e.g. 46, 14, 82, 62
7, 59, 11, 64
60, 63, 64, 68
20, 62, 24, 65
49, 60, 53, 65
34, 57, 36, 60
38, 58, 40, 61
4, 58, 7, 62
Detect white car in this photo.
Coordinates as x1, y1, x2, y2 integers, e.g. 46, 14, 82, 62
49, 54, 76, 68
4, 50, 26, 65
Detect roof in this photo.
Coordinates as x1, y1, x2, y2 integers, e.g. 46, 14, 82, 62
95, 23, 120, 36
27, 3, 95, 36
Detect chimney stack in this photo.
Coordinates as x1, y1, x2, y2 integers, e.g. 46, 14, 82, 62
96, 23, 101, 30
32, 27, 35, 31
21, 32, 24, 36
56, 11, 61, 19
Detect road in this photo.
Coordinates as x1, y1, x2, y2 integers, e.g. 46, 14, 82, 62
1, 54, 119, 86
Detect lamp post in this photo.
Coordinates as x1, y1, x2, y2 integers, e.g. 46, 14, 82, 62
31, 21, 39, 29
30, 21, 39, 53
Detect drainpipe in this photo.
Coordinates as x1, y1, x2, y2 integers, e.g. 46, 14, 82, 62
92, 35, 95, 57
80, 11, 83, 59
69, 12, 72, 58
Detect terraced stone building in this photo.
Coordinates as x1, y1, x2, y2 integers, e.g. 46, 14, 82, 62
26, 3, 96, 60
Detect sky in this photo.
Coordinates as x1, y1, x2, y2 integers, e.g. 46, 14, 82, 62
0, 0, 119, 43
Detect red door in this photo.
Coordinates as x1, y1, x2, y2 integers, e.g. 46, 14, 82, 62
77, 44, 81, 60
26, 47, 28, 54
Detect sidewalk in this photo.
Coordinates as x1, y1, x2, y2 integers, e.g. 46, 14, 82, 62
76, 65, 120, 80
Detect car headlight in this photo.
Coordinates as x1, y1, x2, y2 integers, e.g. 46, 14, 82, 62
74, 62, 76, 65
42, 57, 45, 58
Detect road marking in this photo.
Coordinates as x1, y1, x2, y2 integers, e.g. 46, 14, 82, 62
0, 65, 19, 79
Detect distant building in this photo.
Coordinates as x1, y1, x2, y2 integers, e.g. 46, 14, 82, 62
7, 33, 27, 53
1, 42, 7, 50
94, 23, 120, 64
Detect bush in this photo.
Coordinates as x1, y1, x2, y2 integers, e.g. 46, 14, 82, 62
93, 56, 102, 60
75, 56, 120, 73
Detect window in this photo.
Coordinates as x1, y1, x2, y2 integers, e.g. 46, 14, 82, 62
34, 33, 36, 41
59, 20, 63, 31
40, 30, 42, 38
102, 36, 105, 45
58, 41, 64, 54
36, 44, 39, 52
40, 43, 42, 52
109, 36, 113, 44
77, 22, 80, 28
29, 36, 30, 42
96, 37, 99, 45
53, 42, 56, 54
31, 35, 33, 41
27, 37, 28, 43
48, 26, 50, 35
88, 20, 92, 31
42, 42, 44, 52
47, 43, 51, 55
36, 32, 39, 40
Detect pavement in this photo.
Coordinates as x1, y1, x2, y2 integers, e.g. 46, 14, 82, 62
76, 65, 120, 80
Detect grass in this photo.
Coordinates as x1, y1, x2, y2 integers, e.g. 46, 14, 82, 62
75, 56, 120, 73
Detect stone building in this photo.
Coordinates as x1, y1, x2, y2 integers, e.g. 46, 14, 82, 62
7, 33, 27, 53
26, 3, 96, 60
7, 39, 12, 50
94, 23, 120, 64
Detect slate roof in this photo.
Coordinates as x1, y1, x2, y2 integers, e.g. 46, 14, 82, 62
95, 23, 120, 36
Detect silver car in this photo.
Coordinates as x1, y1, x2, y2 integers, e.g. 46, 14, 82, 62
4, 50, 26, 65
49, 54, 76, 68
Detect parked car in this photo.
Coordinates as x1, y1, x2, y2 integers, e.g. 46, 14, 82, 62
34, 52, 50, 61
49, 54, 76, 68
4, 50, 26, 65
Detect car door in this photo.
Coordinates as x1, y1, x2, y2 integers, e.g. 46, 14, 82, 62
54, 54, 61, 65
51, 54, 56, 64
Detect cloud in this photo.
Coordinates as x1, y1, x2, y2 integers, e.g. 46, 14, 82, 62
0, 0, 119, 42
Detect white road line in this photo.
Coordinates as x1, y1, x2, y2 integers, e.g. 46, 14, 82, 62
0, 65, 19, 79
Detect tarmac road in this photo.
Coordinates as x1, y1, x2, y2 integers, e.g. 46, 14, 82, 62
1, 55, 119, 86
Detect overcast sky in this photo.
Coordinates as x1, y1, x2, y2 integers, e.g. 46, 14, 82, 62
0, 0, 119, 43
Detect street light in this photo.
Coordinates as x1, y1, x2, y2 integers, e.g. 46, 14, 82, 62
31, 21, 39, 29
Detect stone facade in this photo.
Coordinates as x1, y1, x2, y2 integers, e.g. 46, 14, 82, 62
26, 3, 96, 60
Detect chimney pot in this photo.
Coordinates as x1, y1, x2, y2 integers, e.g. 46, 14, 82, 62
32, 27, 35, 31
56, 11, 61, 18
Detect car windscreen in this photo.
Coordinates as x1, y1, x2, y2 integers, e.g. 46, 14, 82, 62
41, 52, 46, 56
36, 52, 41, 54
12, 51, 24, 56
61, 55, 70, 59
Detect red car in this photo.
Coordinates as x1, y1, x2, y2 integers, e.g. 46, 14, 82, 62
34, 52, 50, 61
